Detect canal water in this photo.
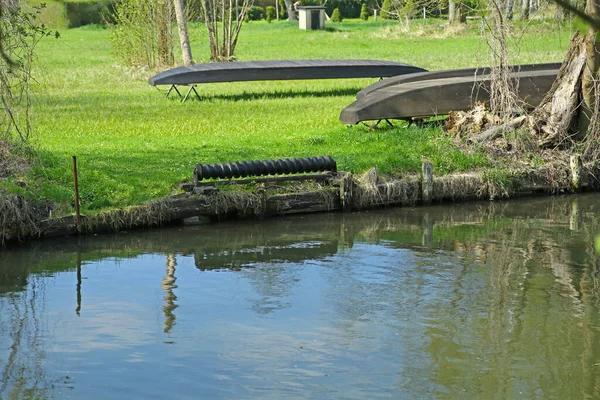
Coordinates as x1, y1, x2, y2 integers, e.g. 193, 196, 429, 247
1, 194, 599, 399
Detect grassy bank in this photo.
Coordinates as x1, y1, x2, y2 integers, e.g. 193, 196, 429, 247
17, 18, 572, 214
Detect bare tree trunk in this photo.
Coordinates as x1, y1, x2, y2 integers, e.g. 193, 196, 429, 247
531, 34, 586, 146
521, 0, 529, 19
284, 0, 296, 21
173, 0, 193, 65
488, 0, 520, 119
449, 0, 466, 24
505, 0, 515, 20
580, 0, 600, 136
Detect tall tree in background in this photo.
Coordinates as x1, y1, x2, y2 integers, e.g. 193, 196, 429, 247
173, 0, 193, 65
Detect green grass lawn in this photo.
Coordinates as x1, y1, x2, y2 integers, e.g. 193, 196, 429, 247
21, 18, 572, 214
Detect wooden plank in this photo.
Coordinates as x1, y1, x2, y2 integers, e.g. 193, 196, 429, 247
339, 69, 559, 124
148, 59, 427, 86
356, 62, 562, 99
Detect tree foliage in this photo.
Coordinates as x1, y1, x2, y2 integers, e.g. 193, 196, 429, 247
109, 0, 174, 69
278, 0, 288, 18
360, 3, 369, 19
246, 5, 265, 20
1, 5, 57, 145
380, 0, 395, 18
266, 5, 276, 21
331, 7, 343, 21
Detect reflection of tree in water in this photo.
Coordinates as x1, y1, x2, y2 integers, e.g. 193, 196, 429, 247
299, 196, 600, 398
0, 274, 55, 399
161, 254, 178, 333
424, 197, 600, 398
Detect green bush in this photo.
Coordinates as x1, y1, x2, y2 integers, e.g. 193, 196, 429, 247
247, 5, 265, 21
380, 0, 395, 19
324, 0, 362, 18
266, 5, 276, 22
360, 3, 369, 20
331, 7, 342, 21
278, 0, 288, 19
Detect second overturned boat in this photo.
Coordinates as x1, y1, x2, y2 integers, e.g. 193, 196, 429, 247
340, 63, 561, 125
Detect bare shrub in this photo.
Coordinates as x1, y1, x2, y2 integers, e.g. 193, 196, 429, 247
0, 193, 41, 245
200, 0, 253, 62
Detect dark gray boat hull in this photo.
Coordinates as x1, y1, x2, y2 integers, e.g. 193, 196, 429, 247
355, 63, 561, 99
340, 67, 559, 124
148, 59, 427, 86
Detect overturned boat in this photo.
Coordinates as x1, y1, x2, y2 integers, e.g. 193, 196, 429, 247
148, 59, 427, 86
340, 63, 561, 125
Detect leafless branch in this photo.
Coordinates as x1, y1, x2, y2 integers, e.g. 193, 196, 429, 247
552, 0, 600, 29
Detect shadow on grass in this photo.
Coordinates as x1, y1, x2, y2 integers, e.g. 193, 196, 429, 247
167, 86, 364, 103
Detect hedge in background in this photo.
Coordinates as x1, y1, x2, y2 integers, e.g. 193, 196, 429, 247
324, 0, 363, 19
266, 5, 276, 22
27, 0, 115, 28
246, 5, 265, 20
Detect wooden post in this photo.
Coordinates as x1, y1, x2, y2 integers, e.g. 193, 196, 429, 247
72, 156, 81, 230
422, 161, 433, 204
340, 173, 354, 211
570, 155, 582, 192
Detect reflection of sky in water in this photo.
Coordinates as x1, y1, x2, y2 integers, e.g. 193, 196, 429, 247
1, 194, 600, 399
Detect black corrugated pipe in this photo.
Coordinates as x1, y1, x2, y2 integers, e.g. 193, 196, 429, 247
194, 156, 337, 183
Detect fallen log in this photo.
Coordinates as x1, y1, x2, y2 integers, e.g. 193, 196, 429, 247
471, 115, 528, 143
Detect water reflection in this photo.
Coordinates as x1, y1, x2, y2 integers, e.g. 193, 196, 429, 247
162, 255, 177, 334
0, 194, 599, 399
76, 252, 82, 316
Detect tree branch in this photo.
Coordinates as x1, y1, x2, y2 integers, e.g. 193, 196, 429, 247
552, 0, 600, 30
0, 3, 17, 66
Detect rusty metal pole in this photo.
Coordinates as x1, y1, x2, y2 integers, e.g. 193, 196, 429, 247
72, 156, 81, 230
